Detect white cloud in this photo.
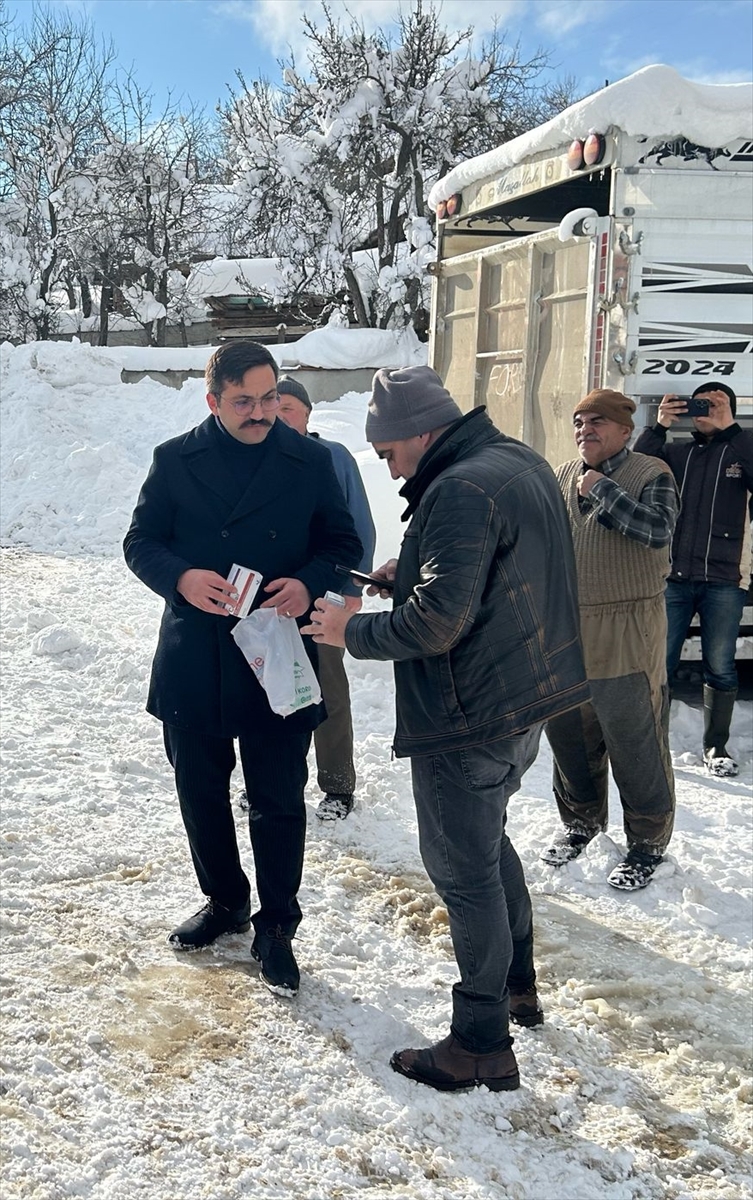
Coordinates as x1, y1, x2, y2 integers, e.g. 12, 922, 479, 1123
601, 45, 752, 88
212, 0, 526, 63
673, 62, 753, 86
535, 0, 621, 38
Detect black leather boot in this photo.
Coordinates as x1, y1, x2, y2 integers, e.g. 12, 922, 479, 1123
168, 899, 251, 950
702, 685, 739, 777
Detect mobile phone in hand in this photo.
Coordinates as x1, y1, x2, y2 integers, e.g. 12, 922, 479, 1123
336, 566, 395, 593
685, 396, 710, 418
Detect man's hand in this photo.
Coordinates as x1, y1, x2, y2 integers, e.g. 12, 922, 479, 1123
260, 577, 312, 619
657, 394, 687, 428
365, 558, 398, 597
578, 469, 603, 497
704, 390, 735, 431
301, 597, 355, 648
176, 568, 237, 615
343, 594, 363, 613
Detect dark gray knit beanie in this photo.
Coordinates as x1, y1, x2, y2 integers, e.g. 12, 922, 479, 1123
365, 366, 463, 442
277, 375, 312, 410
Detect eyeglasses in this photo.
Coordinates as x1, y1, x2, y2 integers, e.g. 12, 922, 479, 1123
218, 391, 281, 415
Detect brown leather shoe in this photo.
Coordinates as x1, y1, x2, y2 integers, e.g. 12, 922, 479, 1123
509, 986, 544, 1028
390, 1033, 519, 1092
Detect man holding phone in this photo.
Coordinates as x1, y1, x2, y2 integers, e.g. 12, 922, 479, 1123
303, 365, 589, 1093
635, 383, 753, 776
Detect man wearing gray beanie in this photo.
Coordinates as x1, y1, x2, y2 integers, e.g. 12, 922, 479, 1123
304, 364, 589, 1093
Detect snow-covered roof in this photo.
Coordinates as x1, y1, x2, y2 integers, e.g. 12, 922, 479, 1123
73, 326, 427, 373
188, 257, 287, 299
275, 326, 426, 370
429, 65, 753, 208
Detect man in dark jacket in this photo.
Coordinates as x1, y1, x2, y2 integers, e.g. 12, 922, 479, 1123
634, 382, 753, 776
276, 376, 377, 821
123, 341, 361, 998
303, 365, 588, 1093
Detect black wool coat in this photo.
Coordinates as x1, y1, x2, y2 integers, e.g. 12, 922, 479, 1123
123, 416, 363, 738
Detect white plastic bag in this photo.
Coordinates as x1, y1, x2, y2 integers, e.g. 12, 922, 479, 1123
231, 608, 321, 718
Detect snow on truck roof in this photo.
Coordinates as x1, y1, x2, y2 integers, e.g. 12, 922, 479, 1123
429, 64, 753, 208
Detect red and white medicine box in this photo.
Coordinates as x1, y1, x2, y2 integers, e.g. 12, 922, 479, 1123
225, 564, 263, 618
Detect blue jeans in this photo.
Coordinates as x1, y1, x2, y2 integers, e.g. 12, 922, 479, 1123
665, 581, 746, 692
410, 727, 542, 1054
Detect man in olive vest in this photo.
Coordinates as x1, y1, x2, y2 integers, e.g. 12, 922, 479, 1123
542, 390, 680, 890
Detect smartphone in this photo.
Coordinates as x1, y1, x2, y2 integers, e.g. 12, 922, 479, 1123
685, 396, 710, 418
336, 566, 395, 593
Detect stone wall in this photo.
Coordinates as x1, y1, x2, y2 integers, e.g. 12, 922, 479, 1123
120, 366, 376, 401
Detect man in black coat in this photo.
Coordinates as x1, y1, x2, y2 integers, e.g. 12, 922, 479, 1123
634, 382, 753, 777
123, 341, 362, 997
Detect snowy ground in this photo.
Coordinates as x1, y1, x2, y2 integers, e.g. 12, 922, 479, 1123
1, 342, 752, 1200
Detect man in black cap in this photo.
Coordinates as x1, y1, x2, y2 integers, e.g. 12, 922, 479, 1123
303, 364, 589, 1094
635, 383, 753, 777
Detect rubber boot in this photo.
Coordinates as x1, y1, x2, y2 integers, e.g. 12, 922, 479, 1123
702, 685, 738, 777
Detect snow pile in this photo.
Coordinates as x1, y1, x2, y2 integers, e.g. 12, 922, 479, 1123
0, 339, 404, 563
66, 326, 427, 375
1, 337, 751, 1200
97, 344, 218, 372
187, 256, 287, 299
431, 65, 753, 206
0, 341, 208, 555
278, 325, 427, 370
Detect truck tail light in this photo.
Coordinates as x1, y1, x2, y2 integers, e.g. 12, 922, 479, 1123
568, 133, 606, 171
445, 193, 462, 217
583, 133, 606, 166
436, 194, 461, 221
567, 139, 585, 170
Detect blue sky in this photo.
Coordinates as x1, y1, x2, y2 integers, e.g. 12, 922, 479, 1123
6, 0, 752, 113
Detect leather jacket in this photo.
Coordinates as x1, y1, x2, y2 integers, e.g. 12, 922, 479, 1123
346, 409, 589, 757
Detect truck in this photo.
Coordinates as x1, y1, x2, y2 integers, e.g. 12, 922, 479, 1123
427, 64, 753, 657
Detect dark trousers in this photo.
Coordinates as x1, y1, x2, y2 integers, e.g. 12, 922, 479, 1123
545, 673, 675, 855
410, 727, 542, 1054
666, 580, 746, 692
163, 723, 311, 937
314, 644, 356, 795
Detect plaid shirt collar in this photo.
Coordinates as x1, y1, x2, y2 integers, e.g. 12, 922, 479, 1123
581, 446, 629, 478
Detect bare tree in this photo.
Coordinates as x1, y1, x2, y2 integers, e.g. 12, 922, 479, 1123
0, 5, 114, 338
223, 0, 577, 332
78, 74, 225, 345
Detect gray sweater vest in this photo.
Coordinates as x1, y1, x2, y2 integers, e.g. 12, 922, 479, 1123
557, 453, 671, 606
